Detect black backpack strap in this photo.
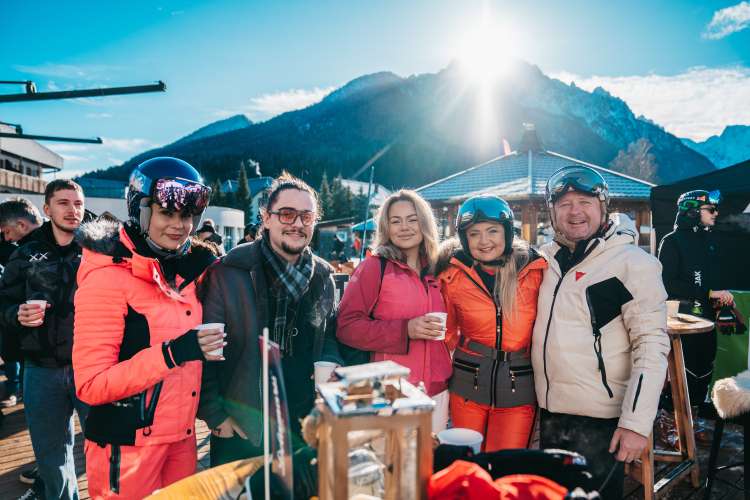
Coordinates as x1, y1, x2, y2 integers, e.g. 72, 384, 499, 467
368, 256, 387, 319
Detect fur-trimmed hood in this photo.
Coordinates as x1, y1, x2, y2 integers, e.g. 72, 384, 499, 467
435, 236, 538, 277
76, 219, 219, 259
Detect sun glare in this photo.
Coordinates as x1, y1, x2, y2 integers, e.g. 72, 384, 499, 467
457, 23, 519, 85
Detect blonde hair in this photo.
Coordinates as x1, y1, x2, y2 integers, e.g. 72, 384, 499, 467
374, 189, 439, 272
488, 237, 530, 318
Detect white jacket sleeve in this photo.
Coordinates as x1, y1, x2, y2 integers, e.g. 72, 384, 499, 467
617, 252, 670, 437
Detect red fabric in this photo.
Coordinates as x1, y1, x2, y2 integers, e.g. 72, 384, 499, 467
85, 436, 197, 498
73, 227, 203, 445
337, 255, 452, 395
428, 461, 568, 500
495, 474, 567, 500
428, 460, 502, 499
449, 395, 536, 451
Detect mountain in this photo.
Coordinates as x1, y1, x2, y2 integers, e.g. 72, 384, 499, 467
682, 125, 750, 168
81, 61, 715, 187
173, 114, 252, 146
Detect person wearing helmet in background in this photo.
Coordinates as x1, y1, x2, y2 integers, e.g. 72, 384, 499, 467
73, 157, 222, 498
531, 165, 669, 498
657, 190, 733, 443
436, 195, 546, 451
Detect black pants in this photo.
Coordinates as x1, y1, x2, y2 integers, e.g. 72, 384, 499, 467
210, 434, 264, 467
540, 409, 624, 499
681, 328, 717, 407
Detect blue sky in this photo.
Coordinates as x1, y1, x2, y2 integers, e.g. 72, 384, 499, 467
1, 0, 749, 177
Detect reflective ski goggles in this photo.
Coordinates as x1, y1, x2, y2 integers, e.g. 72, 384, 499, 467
152, 178, 211, 215
456, 196, 513, 231
546, 166, 608, 204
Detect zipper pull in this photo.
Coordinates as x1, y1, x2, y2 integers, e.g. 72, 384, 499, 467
511, 371, 516, 393
473, 371, 479, 390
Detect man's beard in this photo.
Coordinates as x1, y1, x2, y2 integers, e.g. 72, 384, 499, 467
281, 239, 307, 255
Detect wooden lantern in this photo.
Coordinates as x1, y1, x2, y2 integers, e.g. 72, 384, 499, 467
316, 363, 434, 499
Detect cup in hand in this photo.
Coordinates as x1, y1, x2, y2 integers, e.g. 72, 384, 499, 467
426, 312, 447, 340
196, 323, 226, 356
666, 300, 680, 318
25, 299, 47, 326
314, 361, 338, 386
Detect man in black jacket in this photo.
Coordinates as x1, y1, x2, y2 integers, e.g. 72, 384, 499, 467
0, 198, 43, 409
198, 173, 342, 466
0, 180, 87, 500
658, 190, 734, 431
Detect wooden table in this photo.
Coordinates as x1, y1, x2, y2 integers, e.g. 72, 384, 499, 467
652, 314, 715, 495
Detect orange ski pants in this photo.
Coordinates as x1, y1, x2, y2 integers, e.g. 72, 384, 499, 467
450, 394, 536, 452
85, 436, 196, 499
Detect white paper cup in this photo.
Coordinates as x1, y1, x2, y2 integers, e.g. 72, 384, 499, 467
426, 312, 447, 340
314, 361, 338, 385
437, 428, 484, 454
196, 323, 225, 356
26, 300, 47, 326
666, 300, 680, 318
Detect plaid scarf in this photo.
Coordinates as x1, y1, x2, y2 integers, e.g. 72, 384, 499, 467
260, 237, 315, 355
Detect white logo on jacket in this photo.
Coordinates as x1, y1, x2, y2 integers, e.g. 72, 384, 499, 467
29, 252, 49, 262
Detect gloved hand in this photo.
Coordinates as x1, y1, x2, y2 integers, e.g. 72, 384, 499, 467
164, 329, 204, 367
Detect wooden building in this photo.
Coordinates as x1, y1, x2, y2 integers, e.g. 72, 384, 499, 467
416, 127, 655, 246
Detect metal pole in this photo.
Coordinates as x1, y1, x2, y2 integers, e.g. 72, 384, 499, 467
262, 327, 270, 500
0, 81, 166, 103
359, 164, 375, 261
0, 132, 102, 144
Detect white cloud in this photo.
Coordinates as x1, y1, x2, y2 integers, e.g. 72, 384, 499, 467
703, 1, 750, 39
46, 144, 92, 154
245, 87, 335, 120
102, 137, 158, 152
551, 66, 750, 141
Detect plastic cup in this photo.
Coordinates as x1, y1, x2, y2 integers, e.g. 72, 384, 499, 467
666, 300, 680, 318
426, 312, 447, 340
25, 299, 47, 326
437, 428, 484, 454
314, 361, 338, 385
196, 323, 225, 356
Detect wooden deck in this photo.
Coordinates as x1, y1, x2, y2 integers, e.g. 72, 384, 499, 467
0, 396, 746, 499
0, 399, 212, 499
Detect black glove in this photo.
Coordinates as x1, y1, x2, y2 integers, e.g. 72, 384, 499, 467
163, 329, 204, 368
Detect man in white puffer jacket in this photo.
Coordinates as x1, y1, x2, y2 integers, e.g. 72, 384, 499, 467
531, 165, 669, 499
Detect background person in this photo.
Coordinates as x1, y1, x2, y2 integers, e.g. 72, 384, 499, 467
0, 180, 88, 500
437, 195, 546, 451
658, 189, 732, 441
337, 190, 452, 431
73, 157, 221, 498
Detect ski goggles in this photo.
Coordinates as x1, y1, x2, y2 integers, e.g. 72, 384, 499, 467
456, 196, 513, 231
152, 178, 211, 215
546, 166, 608, 204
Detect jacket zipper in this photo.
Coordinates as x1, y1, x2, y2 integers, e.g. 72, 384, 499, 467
542, 276, 563, 408
585, 290, 614, 398
490, 306, 501, 407
453, 359, 480, 390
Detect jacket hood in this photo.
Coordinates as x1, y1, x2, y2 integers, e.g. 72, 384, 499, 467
436, 236, 540, 277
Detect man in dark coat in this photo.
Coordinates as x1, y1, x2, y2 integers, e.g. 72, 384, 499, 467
658, 190, 734, 438
198, 173, 342, 466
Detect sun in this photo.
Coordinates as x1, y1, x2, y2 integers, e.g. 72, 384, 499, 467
457, 22, 520, 85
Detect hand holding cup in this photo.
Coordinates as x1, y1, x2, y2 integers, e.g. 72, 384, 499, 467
19, 300, 48, 328
196, 323, 226, 361
407, 313, 447, 340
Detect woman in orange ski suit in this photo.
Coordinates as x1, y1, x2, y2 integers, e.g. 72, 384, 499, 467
73, 158, 222, 498
438, 195, 546, 452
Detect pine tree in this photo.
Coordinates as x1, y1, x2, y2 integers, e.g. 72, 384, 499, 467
236, 161, 251, 216
330, 175, 353, 219
319, 171, 332, 219
209, 179, 224, 206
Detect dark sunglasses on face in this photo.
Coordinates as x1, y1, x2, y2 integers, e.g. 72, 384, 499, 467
269, 208, 317, 226
701, 206, 719, 214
